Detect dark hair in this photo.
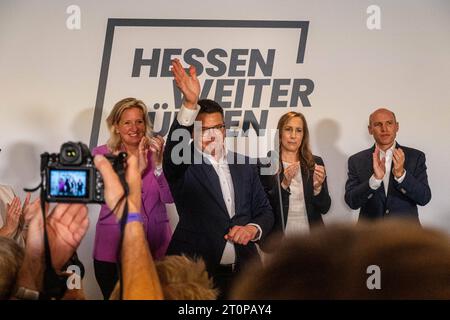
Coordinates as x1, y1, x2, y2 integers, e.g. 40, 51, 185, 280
197, 99, 224, 118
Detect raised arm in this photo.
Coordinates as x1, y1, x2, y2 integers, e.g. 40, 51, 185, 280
171, 58, 200, 109
163, 59, 201, 185
95, 154, 163, 300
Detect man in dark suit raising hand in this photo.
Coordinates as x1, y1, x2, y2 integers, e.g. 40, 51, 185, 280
163, 59, 274, 299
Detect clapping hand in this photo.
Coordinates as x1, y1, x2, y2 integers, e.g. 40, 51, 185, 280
0, 196, 22, 238
149, 135, 165, 168
372, 147, 386, 180
392, 148, 405, 178
313, 164, 326, 193
281, 162, 300, 190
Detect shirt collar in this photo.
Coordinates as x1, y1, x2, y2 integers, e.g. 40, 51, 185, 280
377, 141, 397, 158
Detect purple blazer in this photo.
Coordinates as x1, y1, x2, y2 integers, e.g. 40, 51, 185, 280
92, 145, 173, 262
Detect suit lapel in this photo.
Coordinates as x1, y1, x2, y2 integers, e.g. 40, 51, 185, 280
379, 182, 387, 201
364, 145, 387, 202
301, 168, 313, 225
192, 147, 228, 215
365, 145, 377, 181
198, 163, 230, 218
228, 161, 241, 214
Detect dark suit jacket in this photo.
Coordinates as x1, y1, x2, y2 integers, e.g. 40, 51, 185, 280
163, 119, 274, 275
258, 155, 331, 249
345, 144, 431, 222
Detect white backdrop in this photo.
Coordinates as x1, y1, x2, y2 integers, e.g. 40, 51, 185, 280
1, 0, 449, 299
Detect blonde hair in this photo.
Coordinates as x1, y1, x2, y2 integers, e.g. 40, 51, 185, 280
106, 97, 153, 152
0, 237, 24, 299
156, 255, 218, 300
109, 255, 218, 300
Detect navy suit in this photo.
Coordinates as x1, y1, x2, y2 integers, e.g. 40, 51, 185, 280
345, 144, 431, 222
163, 119, 274, 276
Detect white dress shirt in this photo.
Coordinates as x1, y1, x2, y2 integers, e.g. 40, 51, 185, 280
203, 151, 237, 264
283, 162, 310, 236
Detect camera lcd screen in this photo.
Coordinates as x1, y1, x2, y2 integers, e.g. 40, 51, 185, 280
49, 169, 88, 198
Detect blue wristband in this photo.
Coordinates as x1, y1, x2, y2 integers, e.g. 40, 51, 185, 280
126, 212, 143, 224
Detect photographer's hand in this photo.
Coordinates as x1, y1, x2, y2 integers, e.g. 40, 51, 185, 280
16, 199, 45, 292
15, 200, 89, 295
46, 203, 89, 271
0, 196, 22, 238
94, 155, 126, 219
94, 154, 142, 215
94, 154, 162, 299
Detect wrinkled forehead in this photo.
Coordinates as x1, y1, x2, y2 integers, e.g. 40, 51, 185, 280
369, 109, 396, 124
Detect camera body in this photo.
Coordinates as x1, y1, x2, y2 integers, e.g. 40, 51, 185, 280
42, 142, 126, 203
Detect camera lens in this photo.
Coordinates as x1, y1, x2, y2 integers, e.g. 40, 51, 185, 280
60, 142, 82, 165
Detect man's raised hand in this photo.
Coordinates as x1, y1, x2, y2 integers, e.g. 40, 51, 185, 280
171, 58, 200, 109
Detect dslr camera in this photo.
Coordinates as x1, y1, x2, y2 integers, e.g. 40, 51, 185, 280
41, 142, 127, 203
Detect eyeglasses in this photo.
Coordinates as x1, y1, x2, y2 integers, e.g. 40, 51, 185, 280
201, 124, 226, 135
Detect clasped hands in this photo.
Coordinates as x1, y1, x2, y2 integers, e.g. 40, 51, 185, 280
224, 225, 259, 246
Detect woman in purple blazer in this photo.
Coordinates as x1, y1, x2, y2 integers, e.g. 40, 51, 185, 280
92, 97, 173, 299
